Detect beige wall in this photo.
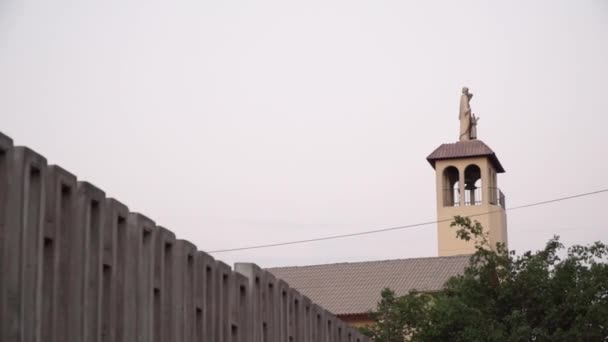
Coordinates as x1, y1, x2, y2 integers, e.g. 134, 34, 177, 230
434, 157, 507, 256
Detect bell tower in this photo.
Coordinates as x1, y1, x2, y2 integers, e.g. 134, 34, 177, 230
426, 87, 508, 256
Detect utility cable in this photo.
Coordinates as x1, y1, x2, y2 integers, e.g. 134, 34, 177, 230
207, 188, 608, 253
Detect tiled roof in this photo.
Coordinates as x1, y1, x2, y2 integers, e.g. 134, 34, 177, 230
267, 255, 470, 316
427, 140, 505, 173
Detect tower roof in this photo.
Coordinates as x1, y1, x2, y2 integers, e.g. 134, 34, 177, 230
427, 139, 505, 173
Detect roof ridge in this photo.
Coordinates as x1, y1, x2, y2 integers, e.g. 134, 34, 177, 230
266, 254, 471, 270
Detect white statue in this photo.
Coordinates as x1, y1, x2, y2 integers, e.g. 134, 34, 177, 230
459, 87, 478, 141
470, 113, 479, 139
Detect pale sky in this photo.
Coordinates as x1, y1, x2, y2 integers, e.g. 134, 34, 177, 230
1, 0, 607, 267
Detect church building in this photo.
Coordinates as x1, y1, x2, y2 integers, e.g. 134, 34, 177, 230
268, 87, 508, 327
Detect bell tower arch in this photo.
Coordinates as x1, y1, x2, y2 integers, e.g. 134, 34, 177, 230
427, 87, 508, 256
442, 166, 460, 207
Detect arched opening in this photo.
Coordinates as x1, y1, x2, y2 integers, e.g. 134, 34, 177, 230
442, 166, 460, 207
464, 164, 482, 205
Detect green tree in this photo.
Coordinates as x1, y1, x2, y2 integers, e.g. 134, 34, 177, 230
360, 216, 608, 342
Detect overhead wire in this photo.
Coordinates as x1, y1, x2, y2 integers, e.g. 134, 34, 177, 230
207, 188, 608, 253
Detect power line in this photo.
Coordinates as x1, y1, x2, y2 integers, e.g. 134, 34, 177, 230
207, 188, 608, 253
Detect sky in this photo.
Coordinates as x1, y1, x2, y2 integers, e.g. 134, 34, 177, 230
1, 0, 607, 268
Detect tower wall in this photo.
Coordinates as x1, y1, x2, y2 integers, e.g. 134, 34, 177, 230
435, 158, 507, 256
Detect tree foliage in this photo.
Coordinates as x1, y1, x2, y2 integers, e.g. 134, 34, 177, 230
360, 216, 608, 341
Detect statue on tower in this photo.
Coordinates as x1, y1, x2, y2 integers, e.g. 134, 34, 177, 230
459, 87, 478, 141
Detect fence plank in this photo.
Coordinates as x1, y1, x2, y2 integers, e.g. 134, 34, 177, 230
0, 131, 371, 342
0, 133, 11, 341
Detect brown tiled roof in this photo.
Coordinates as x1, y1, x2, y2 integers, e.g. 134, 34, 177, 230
267, 255, 470, 316
427, 140, 505, 173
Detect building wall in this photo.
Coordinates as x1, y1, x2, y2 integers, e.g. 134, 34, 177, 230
338, 314, 373, 328
434, 157, 508, 256
0, 131, 370, 342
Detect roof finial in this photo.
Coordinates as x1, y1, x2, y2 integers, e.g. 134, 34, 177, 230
459, 87, 478, 141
